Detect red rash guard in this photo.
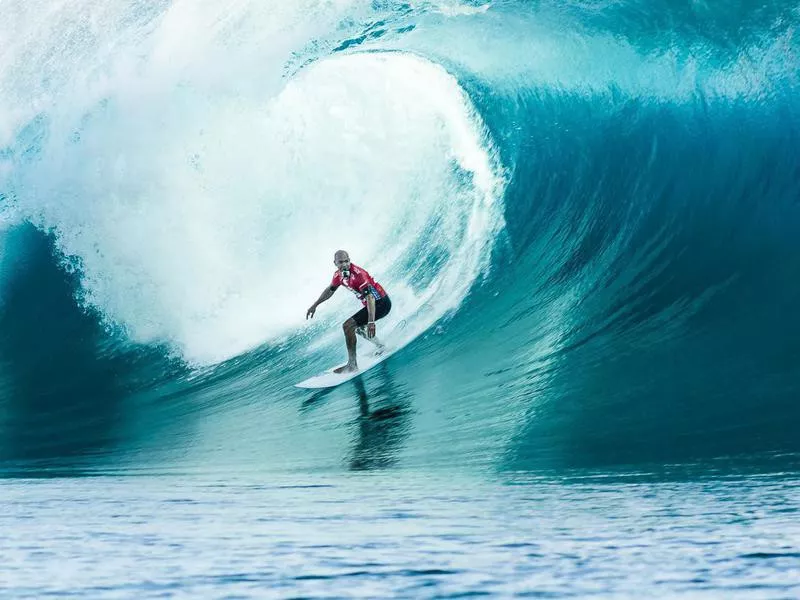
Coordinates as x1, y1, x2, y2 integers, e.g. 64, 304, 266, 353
330, 264, 387, 306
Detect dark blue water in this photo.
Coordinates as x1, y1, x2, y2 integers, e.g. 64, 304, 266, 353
1, 1, 799, 596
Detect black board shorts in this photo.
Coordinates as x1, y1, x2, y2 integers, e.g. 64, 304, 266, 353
350, 296, 392, 327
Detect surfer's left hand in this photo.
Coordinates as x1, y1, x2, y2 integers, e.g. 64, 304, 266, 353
367, 322, 376, 339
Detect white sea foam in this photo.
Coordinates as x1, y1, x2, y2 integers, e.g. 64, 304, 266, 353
2, 2, 505, 365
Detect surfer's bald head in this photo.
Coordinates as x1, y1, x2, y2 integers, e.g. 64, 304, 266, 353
334, 250, 351, 272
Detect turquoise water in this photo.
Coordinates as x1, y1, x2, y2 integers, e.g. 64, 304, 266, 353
4, 472, 799, 598
2, 0, 800, 595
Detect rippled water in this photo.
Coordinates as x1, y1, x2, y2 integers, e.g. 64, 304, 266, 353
3, 471, 799, 598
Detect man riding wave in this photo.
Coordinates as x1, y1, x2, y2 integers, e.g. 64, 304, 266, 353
306, 250, 392, 374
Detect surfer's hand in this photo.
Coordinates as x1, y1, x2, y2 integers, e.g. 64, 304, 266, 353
367, 322, 376, 339
306, 305, 316, 319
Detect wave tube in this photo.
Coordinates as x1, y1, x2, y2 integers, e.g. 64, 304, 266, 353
7, 49, 504, 365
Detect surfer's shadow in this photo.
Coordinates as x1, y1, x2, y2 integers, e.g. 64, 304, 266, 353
298, 363, 415, 471
349, 364, 414, 471
351, 366, 411, 416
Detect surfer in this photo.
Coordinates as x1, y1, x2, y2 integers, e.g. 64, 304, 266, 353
306, 250, 392, 374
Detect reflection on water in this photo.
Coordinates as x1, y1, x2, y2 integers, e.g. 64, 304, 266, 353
349, 364, 413, 471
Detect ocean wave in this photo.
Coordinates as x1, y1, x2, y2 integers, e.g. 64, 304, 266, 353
1, 0, 799, 472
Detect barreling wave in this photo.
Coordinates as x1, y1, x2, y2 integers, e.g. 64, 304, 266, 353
1, 0, 799, 474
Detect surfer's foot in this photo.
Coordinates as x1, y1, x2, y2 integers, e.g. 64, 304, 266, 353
334, 363, 358, 374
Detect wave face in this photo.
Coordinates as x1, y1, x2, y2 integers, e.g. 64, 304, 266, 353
1, 0, 800, 474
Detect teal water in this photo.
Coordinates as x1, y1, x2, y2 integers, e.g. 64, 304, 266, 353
2, 0, 800, 595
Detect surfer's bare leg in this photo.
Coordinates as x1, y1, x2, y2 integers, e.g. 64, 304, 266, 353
334, 318, 359, 374
356, 326, 385, 351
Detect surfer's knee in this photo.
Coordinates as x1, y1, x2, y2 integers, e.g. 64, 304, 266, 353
343, 319, 357, 333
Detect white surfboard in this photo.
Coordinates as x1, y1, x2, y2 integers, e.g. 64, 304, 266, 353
295, 331, 393, 390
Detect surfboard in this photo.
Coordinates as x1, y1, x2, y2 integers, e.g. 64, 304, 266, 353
295, 331, 392, 390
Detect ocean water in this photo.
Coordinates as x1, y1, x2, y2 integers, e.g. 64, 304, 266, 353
1, 0, 800, 596
3, 472, 800, 598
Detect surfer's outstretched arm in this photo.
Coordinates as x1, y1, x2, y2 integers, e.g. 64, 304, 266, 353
307, 286, 336, 319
